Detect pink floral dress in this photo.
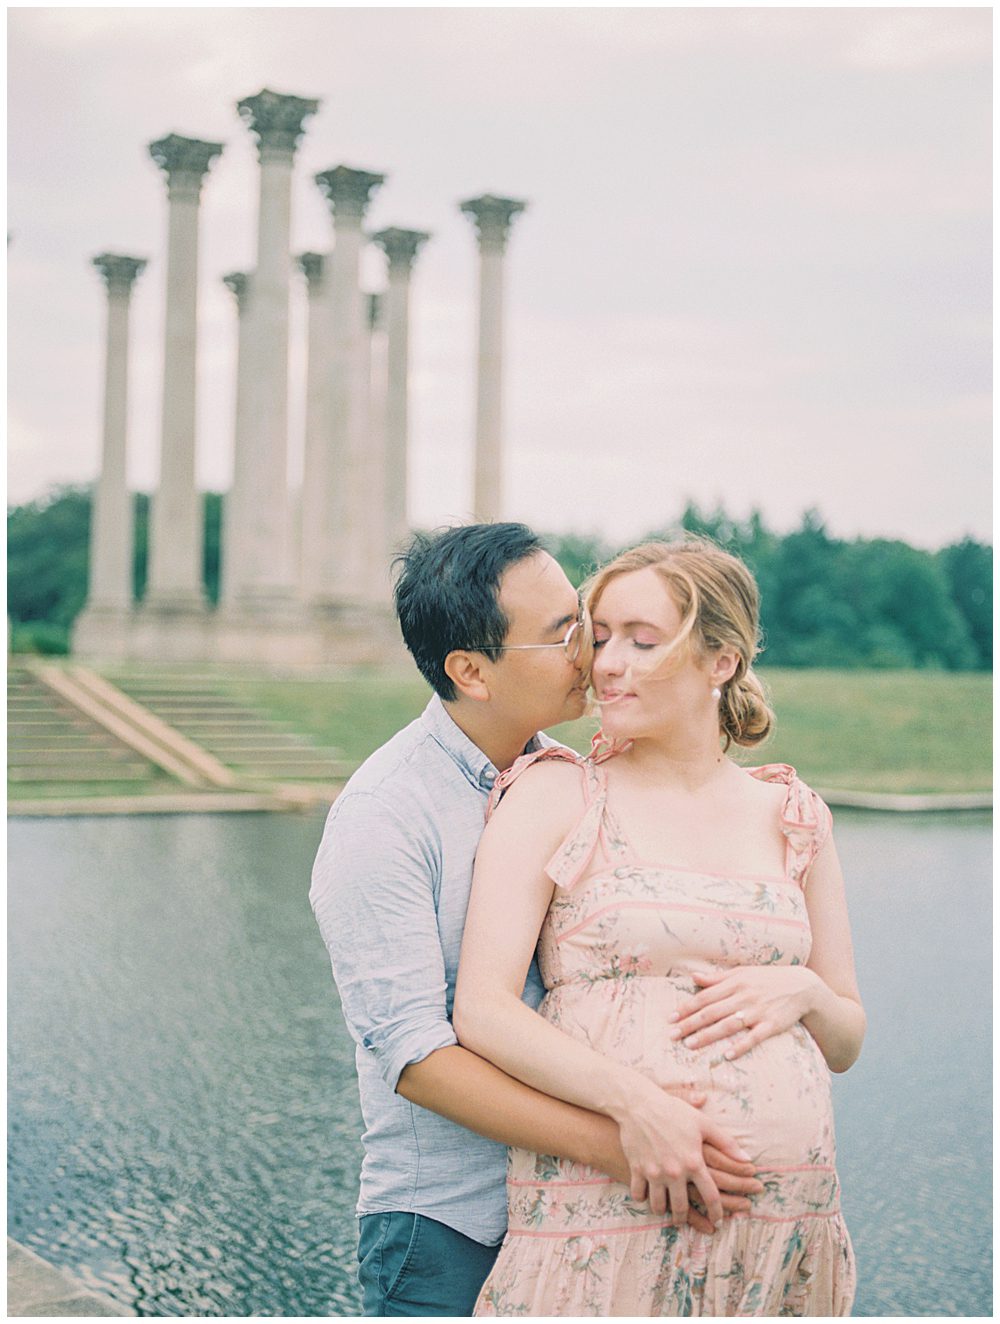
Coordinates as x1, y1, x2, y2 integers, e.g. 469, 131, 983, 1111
473, 748, 856, 1317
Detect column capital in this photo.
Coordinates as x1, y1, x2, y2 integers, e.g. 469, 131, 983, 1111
237, 88, 320, 159
222, 271, 250, 310
459, 194, 527, 252
148, 134, 224, 198
371, 227, 431, 273
297, 252, 326, 291
314, 165, 386, 223
92, 253, 147, 296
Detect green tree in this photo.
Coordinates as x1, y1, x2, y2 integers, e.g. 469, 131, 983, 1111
7, 486, 223, 651
938, 538, 992, 668
545, 531, 614, 590
7, 487, 91, 651
838, 540, 977, 670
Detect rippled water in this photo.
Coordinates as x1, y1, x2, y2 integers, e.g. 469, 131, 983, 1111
7, 810, 991, 1316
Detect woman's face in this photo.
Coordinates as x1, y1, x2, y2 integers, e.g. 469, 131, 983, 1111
589, 565, 718, 741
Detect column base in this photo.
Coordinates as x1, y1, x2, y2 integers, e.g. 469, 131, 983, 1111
213, 602, 325, 667
71, 600, 408, 668
71, 604, 136, 661
130, 600, 212, 662
308, 599, 408, 666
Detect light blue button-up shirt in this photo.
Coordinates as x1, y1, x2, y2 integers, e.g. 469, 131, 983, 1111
310, 694, 551, 1245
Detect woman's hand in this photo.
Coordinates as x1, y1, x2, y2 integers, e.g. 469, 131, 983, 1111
668, 966, 822, 1061
610, 1079, 751, 1227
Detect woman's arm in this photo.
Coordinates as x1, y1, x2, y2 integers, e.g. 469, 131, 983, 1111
454, 763, 752, 1226
668, 834, 866, 1073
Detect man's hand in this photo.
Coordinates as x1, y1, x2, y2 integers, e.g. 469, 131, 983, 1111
689, 1140, 763, 1232
669, 1091, 761, 1232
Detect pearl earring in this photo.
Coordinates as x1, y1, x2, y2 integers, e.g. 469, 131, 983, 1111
711, 687, 722, 701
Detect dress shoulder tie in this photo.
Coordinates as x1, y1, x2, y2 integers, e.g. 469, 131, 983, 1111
748, 762, 834, 886
486, 746, 626, 891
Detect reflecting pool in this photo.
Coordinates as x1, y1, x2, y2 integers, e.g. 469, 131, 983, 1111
7, 809, 991, 1316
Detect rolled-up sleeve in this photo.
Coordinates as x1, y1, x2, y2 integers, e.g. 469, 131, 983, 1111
310, 790, 458, 1092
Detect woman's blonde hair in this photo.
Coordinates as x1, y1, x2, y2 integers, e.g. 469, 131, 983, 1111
584, 536, 774, 751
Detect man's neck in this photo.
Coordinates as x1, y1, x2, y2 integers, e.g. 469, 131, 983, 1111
442, 698, 535, 773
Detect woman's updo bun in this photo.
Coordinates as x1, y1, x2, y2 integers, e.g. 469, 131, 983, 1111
584, 535, 775, 752
719, 667, 773, 750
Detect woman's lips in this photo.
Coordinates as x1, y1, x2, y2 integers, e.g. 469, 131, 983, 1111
595, 690, 635, 707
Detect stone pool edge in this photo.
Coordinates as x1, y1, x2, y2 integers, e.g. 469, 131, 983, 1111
7, 784, 992, 818
7, 1238, 134, 1317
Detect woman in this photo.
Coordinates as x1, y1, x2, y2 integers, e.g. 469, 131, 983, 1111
453, 537, 865, 1316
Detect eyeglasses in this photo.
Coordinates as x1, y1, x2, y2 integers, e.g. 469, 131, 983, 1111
467, 613, 591, 666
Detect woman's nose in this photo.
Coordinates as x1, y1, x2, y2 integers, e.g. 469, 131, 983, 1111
593, 639, 625, 677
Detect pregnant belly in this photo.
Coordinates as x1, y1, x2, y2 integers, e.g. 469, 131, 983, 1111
542, 978, 838, 1172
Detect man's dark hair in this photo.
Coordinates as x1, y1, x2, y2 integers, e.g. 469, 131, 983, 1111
393, 523, 544, 700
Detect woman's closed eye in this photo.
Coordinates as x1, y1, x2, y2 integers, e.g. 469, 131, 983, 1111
592, 634, 657, 651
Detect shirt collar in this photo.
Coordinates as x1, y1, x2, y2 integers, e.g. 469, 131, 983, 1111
420, 693, 547, 792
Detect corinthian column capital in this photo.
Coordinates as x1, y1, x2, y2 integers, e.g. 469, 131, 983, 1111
92, 253, 147, 296
371, 227, 431, 273
297, 252, 326, 292
237, 88, 320, 159
459, 194, 527, 253
314, 166, 386, 223
148, 134, 224, 199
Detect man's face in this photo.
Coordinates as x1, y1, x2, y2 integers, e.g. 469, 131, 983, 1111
488, 551, 590, 733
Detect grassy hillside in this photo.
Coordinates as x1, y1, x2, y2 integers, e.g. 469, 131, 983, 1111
219, 668, 991, 795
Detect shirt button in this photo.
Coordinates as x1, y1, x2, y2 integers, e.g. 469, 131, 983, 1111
482, 770, 495, 788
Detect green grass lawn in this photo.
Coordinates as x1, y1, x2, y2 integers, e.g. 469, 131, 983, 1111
8, 665, 989, 800
219, 667, 991, 795
7, 777, 186, 802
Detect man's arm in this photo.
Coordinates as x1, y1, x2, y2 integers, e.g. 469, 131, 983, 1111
311, 790, 759, 1226
399, 1048, 761, 1228
399, 1045, 625, 1174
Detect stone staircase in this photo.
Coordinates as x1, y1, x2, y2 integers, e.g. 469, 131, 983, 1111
102, 670, 350, 785
7, 667, 167, 794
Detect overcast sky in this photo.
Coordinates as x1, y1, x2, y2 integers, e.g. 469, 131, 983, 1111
7, 6, 992, 548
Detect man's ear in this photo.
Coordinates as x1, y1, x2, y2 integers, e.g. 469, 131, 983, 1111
443, 650, 492, 703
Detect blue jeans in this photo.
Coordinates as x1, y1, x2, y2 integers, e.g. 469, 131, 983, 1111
357, 1211, 502, 1316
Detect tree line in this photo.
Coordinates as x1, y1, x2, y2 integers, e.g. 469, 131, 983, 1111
6, 487, 992, 670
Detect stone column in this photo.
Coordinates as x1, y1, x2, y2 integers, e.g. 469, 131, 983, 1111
219, 271, 251, 607
313, 166, 385, 603
371, 227, 430, 555
459, 194, 526, 523
228, 89, 319, 612
362, 292, 389, 601
296, 252, 329, 602
144, 134, 223, 613
73, 254, 146, 656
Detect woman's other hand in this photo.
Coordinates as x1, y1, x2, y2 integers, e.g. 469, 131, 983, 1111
668, 966, 821, 1060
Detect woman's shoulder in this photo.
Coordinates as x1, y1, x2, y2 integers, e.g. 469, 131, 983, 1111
486, 746, 591, 823
744, 762, 833, 877
745, 761, 825, 802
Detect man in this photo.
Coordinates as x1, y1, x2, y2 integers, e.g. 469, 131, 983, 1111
311, 523, 760, 1316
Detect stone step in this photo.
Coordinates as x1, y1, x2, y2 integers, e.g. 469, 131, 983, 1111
10, 764, 155, 783
165, 721, 293, 735
7, 730, 124, 745
6, 670, 181, 791
219, 755, 340, 768
114, 700, 252, 712
11, 752, 143, 773
8, 711, 92, 723
198, 745, 342, 759
83, 672, 342, 785
11, 744, 140, 761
